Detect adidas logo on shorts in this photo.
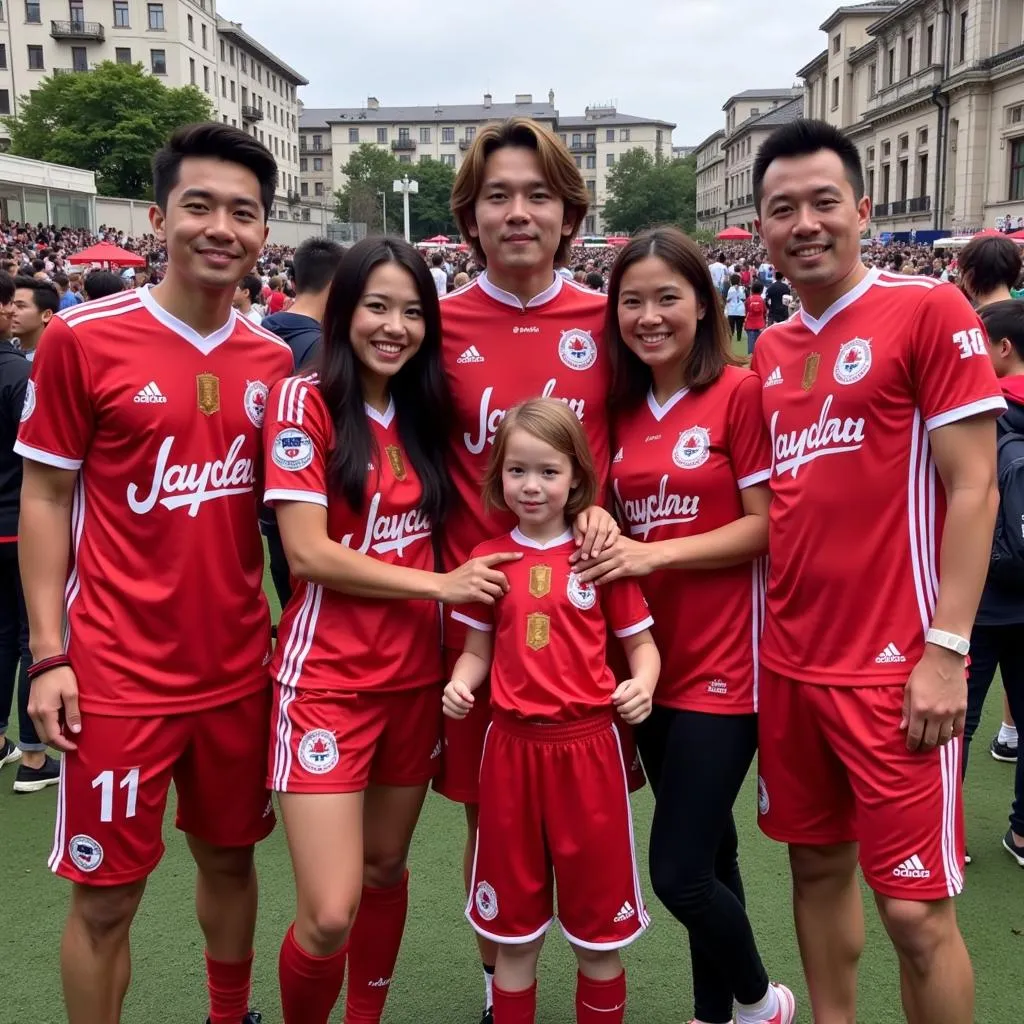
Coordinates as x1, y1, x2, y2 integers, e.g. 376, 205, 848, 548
457, 345, 485, 364
613, 900, 636, 923
368, 977, 392, 988
892, 854, 930, 879
875, 643, 907, 664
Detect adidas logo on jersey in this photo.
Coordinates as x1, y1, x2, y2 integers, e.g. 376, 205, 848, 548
893, 854, 930, 879
457, 345, 485, 364
613, 447, 623, 463
763, 366, 784, 388
613, 901, 636, 923
134, 381, 167, 404
875, 643, 907, 664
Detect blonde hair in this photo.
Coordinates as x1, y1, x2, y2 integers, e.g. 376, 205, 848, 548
481, 398, 598, 520
451, 118, 589, 268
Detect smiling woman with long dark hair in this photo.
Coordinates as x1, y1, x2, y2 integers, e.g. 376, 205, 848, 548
262, 236, 521, 1024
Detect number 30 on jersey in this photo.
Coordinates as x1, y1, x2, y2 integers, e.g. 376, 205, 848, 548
952, 327, 987, 359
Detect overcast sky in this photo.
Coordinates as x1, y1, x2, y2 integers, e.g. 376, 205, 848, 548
218, 0, 846, 146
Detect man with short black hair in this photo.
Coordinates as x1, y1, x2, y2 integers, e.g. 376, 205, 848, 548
11, 276, 58, 360
430, 251, 448, 297
764, 270, 791, 325
232, 274, 264, 324
958, 235, 1022, 308
53, 271, 82, 311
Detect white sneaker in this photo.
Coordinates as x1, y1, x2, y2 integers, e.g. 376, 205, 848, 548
737, 982, 796, 1024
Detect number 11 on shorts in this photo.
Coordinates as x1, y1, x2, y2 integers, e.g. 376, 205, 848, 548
92, 768, 140, 822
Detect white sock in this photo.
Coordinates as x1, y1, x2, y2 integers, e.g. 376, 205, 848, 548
483, 966, 494, 1009
998, 722, 1018, 746
737, 983, 780, 1023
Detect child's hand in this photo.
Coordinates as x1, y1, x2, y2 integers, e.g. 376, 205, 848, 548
443, 679, 476, 719
612, 677, 653, 725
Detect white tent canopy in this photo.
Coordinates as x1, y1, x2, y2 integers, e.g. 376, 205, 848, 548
932, 235, 1024, 248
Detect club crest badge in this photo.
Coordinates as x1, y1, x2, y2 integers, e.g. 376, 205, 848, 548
475, 881, 499, 921
243, 380, 268, 428
272, 428, 314, 472
20, 379, 35, 422
566, 571, 597, 610
68, 834, 104, 872
297, 729, 339, 774
672, 426, 711, 470
558, 329, 597, 371
833, 338, 872, 385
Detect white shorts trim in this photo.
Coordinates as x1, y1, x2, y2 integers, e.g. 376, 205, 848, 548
465, 914, 554, 946
559, 918, 648, 951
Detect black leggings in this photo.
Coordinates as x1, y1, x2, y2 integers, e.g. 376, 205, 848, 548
637, 706, 768, 1023
728, 315, 744, 339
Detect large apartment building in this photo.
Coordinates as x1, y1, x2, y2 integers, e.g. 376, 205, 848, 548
694, 128, 726, 234
800, 0, 1024, 233
299, 93, 674, 235
0, 0, 306, 217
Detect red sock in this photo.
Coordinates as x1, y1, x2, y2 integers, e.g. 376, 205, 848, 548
492, 981, 537, 1024
206, 950, 253, 1024
278, 923, 346, 1024
344, 871, 410, 1024
575, 970, 626, 1024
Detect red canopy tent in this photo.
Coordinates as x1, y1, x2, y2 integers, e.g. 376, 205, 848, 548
606, 235, 630, 246
717, 226, 753, 240
421, 234, 450, 245
68, 242, 147, 269
1008, 229, 1024, 240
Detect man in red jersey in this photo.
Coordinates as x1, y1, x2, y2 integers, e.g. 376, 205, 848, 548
751, 119, 1005, 1024
16, 123, 292, 1024
438, 117, 616, 1023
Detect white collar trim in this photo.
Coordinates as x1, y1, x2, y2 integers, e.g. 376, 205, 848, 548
647, 386, 690, 422
798, 266, 880, 335
511, 526, 573, 550
477, 270, 563, 310
137, 285, 238, 355
365, 397, 395, 428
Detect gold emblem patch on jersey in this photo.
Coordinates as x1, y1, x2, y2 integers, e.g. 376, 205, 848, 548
385, 445, 407, 481
525, 612, 550, 651
801, 353, 821, 392
528, 565, 552, 598
196, 373, 220, 416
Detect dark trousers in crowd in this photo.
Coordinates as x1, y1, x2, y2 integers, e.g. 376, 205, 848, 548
262, 521, 292, 614
728, 315, 745, 341
0, 542, 43, 750
963, 623, 1024, 836
746, 329, 762, 354
637, 706, 769, 1024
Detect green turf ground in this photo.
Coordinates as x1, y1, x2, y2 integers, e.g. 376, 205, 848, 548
2, 566, 1021, 1023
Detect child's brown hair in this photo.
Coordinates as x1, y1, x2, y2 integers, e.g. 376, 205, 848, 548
481, 398, 598, 520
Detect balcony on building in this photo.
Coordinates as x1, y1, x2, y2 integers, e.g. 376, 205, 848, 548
569, 140, 597, 153
874, 202, 890, 217
241, 105, 264, 123
53, 66, 91, 76
51, 20, 104, 41
458, 139, 473, 150
391, 138, 416, 152
868, 63, 943, 114
908, 196, 931, 213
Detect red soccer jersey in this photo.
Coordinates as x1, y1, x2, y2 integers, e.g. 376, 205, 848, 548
452, 528, 653, 721
264, 375, 442, 693
440, 273, 610, 648
611, 367, 772, 712
751, 269, 1007, 685
14, 287, 293, 715
745, 294, 767, 331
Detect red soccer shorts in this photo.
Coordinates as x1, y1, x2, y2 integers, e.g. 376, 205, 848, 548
269, 682, 442, 793
466, 711, 651, 949
50, 690, 275, 887
434, 647, 647, 804
757, 669, 965, 900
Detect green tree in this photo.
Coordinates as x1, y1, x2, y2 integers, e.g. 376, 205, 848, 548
406, 157, 459, 240
3, 61, 214, 199
602, 149, 696, 235
334, 143, 404, 234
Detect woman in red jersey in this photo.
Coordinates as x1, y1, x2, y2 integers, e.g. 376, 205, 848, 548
263, 237, 521, 1024
574, 227, 795, 1024
444, 398, 659, 1024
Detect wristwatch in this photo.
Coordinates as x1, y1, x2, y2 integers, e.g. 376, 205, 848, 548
925, 628, 971, 657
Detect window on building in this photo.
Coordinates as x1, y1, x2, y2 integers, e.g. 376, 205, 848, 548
917, 127, 928, 147
24, 1, 39, 23
868, 63, 877, 97
229, 45, 234, 66
918, 154, 928, 195
376, 126, 387, 143
71, 45, 88, 71
832, 34, 841, 53
300, 182, 308, 196
958, 8, 968, 63
887, 47, 895, 84
148, 3, 164, 30
203, 65, 209, 92
419, 126, 430, 143
299, 157, 307, 171
113, 0, 129, 27
229, 80, 235, 101
898, 132, 909, 152
465, 126, 476, 141
572, 132, 581, 147
0, 89, 9, 116
1010, 138, 1024, 199
905, 36, 913, 76
831, 77, 839, 109
189, 58, 195, 84
606, 153, 615, 166
442, 153, 455, 167
867, 167, 875, 201
313, 157, 322, 171
398, 127, 410, 142
342, 126, 354, 143
187, 13, 193, 39
1011, 104, 1024, 124
442, 126, 454, 143
398, 154, 411, 164
882, 138, 891, 157
586, 154, 596, 169
926, 24, 935, 64
220, 38, 225, 61
314, 182, 324, 196
606, 129, 615, 142
866, 146, 875, 163
587, 131, 596, 145
240, 53, 247, 73
26, 44, 43, 70
881, 162, 890, 202
150, 48, 165, 74
115, 46, 130, 63
220, 74, 225, 96
586, 179, 596, 196
620, 128, 631, 142
0, 44, 6, 69
201, 23, 207, 49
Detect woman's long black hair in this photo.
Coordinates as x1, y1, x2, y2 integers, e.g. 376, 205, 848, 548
315, 236, 451, 524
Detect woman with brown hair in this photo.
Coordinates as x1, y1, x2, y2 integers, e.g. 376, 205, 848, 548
574, 227, 795, 1024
